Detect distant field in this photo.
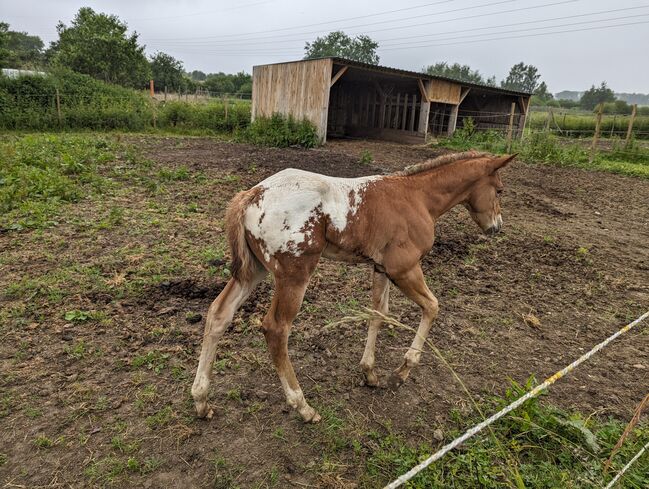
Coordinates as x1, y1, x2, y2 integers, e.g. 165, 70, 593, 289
528, 109, 649, 137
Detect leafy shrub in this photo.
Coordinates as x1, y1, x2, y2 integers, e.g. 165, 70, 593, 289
239, 113, 319, 148
157, 99, 250, 132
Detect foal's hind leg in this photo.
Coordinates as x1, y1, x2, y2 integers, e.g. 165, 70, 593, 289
360, 270, 389, 386
388, 264, 439, 389
262, 261, 320, 422
192, 271, 265, 418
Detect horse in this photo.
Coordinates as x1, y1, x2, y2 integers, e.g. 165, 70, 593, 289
191, 151, 516, 423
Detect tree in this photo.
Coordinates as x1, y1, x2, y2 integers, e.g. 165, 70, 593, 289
579, 82, 616, 110
204, 73, 235, 94
150, 52, 184, 92
304, 31, 379, 64
6, 30, 44, 68
424, 62, 494, 85
49, 7, 150, 88
0, 22, 9, 69
501, 62, 541, 93
534, 81, 553, 102
190, 70, 207, 81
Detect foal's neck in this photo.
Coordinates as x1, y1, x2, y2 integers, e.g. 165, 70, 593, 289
408, 160, 491, 219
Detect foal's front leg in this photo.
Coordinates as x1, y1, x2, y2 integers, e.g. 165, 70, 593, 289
360, 270, 390, 386
389, 264, 439, 388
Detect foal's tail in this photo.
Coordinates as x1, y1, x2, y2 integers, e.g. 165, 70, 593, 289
225, 187, 263, 283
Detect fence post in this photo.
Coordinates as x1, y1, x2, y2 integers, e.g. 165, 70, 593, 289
610, 115, 616, 138
589, 103, 603, 164
625, 104, 637, 149
223, 95, 229, 122
544, 109, 552, 132
164, 86, 167, 102
55, 88, 62, 126
149, 79, 154, 98
506, 102, 516, 153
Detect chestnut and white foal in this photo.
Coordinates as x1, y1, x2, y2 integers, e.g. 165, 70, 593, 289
192, 151, 516, 422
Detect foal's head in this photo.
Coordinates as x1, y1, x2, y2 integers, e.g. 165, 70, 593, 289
463, 154, 517, 235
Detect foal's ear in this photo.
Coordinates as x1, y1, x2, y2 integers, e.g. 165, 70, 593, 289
492, 153, 518, 171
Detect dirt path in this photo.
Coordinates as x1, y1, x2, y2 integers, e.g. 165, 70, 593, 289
1, 137, 647, 488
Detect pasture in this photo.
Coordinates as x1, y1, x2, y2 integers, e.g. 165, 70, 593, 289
1, 134, 648, 487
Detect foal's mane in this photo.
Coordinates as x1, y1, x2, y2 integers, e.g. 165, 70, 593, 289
396, 150, 490, 176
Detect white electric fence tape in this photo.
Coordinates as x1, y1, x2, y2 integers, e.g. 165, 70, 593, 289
384, 310, 649, 489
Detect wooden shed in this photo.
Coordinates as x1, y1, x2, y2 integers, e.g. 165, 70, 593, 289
252, 57, 531, 144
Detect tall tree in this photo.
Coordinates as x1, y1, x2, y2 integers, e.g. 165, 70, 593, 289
424, 62, 495, 85
579, 82, 616, 110
49, 7, 150, 88
501, 62, 541, 92
150, 52, 184, 92
304, 31, 379, 64
190, 70, 207, 81
0, 22, 9, 69
6, 30, 44, 68
534, 81, 553, 102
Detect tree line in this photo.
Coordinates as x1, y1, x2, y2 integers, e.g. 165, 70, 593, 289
1, 12, 644, 113
0, 9, 252, 96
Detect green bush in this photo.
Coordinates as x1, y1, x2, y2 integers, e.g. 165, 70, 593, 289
0, 70, 153, 131
238, 113, 319, 148
157, 100, 250, 132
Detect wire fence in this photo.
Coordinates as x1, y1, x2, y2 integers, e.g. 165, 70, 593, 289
385, 310, 649, 489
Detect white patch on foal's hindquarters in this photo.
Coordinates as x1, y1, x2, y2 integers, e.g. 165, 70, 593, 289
244, 169, 380, 260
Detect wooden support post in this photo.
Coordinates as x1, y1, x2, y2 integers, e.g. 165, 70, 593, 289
330, 66, 348, 87
506, 102, 516, 153
224, 95, 229, 122
164, 86, 167, 102
418, 99, 431, 137
394, 93, 401, 128
55, 88, 62, 126
447, 105, 459, 137
401, 94, 409, 130
625, 104, 637, 149
149, 79, 154, 98
409, 94, 417, 131
589, 103, 603, 164
517, 96, 530, 139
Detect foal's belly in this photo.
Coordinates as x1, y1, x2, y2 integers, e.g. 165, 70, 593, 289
321, 243, 370, 264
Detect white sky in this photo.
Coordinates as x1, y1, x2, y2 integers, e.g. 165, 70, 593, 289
2, 0, 648, 93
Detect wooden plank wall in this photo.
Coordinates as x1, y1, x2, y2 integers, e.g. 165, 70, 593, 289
252, 58, 333, 141
427, 80, 461, 104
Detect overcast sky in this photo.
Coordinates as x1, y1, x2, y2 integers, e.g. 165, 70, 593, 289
2, 0, 648, 93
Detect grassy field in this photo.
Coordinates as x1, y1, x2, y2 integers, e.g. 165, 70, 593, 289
1, 133, 648, 487
527, 109, 649, 137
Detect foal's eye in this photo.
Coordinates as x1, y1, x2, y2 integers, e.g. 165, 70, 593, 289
496, 189, 504, 197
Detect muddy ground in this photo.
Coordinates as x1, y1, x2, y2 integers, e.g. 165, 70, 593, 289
1, 137, 648, 487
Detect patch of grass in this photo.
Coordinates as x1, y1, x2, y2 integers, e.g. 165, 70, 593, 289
0, 453, 6, 466
33, 435, 55, 449
64, 340, 87, 360
360, 380, 649, 488
238, 113, 319, 148
0, 134, 117, 230
111, 435, 140, 454
131, 350, 170, 374
145, 405, 174, 429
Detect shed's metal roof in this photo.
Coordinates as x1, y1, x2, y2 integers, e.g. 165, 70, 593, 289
255, 57, 532, 97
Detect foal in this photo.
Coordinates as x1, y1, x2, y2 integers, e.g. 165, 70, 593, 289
192, 151, 516, 422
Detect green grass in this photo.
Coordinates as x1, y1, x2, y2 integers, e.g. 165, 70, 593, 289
438, 121, 649, 179
360, 380, 649, 488
528, 110, 649, 136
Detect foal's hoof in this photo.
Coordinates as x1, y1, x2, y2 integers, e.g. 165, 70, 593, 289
387, 373, 405, 391
300, 406, 322, 424
195, 401, 214, 420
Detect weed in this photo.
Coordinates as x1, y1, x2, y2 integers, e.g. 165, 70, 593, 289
111, 435, 140, 454
64, 340, 87, 360
0, 453, 6, 466
145, 405, 174, 429
359, 150, 374, 164
132, 350, 170, 374
227, 388, 242, 402
239, 113, 319, 148
33, 435, 54, 449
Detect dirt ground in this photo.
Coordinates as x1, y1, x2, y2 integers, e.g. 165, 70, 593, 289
1, 137, 648, 488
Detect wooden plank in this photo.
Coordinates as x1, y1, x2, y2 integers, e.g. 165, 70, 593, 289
393, 93, 401, 129
447, 104, 459, 136
418, 99, 431, 136
387, 95, 393, 129
409, 94, 417, 131
330, 66, 348, 87
417, 79, 430, 102
379, 93, 386, 129
625, 104, 637, 149
401, 94, 409, 130
459, 87, 471, 104
428, 79, 461, 104
370, 90, 377, 128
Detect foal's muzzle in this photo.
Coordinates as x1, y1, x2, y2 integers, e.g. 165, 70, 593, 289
485, 214, 503, 236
